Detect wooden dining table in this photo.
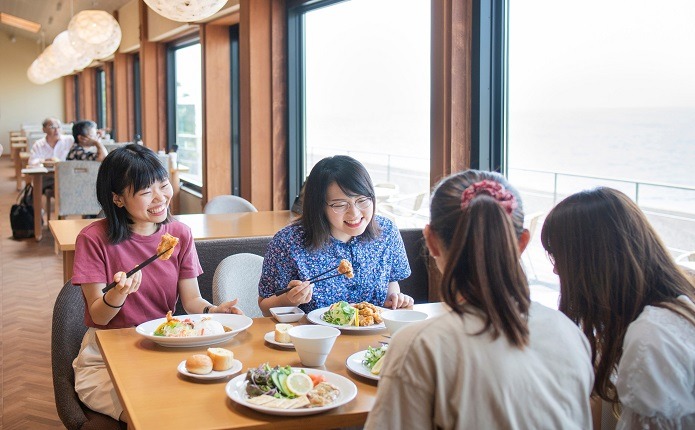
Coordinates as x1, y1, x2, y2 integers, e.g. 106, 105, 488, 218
50, 211, 297, 283
21, 166, 54, 241
96, 303, 446, 430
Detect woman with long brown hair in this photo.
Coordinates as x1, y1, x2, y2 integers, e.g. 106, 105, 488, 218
541, 187, 695, 429
366, 171, 593, 429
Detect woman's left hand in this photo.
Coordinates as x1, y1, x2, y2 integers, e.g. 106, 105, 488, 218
213, 298, 244, 315
384, 292, 414, 309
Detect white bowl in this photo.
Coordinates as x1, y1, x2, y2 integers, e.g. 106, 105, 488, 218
381, 309, 428, 335
269, 306, 305, 323
288, 325, 340, 367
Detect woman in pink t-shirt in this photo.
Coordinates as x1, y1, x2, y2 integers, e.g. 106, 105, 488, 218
72, 143, 243, 422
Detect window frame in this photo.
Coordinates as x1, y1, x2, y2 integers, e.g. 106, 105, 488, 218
286, 0, 507, 205
287, 0, 348, 208
73, 74, 81, 121
229, 24, 241, 196
166, 36, 203, 191
472, 0, 508, 173
95, 67, 107, 129
132, 53, 142, 141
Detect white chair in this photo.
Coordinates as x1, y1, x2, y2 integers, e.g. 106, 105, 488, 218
54, 161, 101, 219
522, 211, 545, 281
212, 253, 264, 317
676, 251, 695, 263
204, 195, 258, 214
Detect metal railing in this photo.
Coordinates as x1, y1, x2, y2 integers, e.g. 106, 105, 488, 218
509, 167, 695, 210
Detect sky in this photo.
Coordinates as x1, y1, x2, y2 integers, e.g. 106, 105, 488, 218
509, 0, 695, 110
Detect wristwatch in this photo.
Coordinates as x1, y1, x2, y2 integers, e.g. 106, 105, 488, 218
203, 305, 212, 314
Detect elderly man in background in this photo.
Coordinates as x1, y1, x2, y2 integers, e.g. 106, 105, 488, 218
28, 117, 74, 166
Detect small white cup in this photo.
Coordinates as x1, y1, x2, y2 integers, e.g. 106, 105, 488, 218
381, 309, 428, 335
288, 325, 340, 367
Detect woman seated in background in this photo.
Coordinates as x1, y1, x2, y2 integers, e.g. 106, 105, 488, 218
541, 187, 695, 429
68, 120, 107, 161
365, 171, 593, 430
258, 155, 413, 314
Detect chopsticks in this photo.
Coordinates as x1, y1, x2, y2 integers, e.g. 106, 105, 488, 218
101, 246, 173, 293
273, 263, 343, 296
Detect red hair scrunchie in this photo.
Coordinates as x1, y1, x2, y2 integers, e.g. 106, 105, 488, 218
460, 179, 517, 215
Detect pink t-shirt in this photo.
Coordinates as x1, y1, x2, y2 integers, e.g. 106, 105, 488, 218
72, 219, 203, 329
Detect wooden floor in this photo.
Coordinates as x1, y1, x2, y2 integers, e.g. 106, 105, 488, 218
0, 156, 65, 429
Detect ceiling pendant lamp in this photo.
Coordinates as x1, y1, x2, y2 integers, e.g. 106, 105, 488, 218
27, 57, 52, 85
91, 23, 122, 59
68, 10, 121, 57
143, 0, 228, 22
52, 31, 93, 71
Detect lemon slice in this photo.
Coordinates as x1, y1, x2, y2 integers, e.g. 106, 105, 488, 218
286, 372, 314, 396
371, 356, 385, 375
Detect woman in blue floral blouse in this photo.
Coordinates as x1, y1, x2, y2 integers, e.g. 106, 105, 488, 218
258, 155, 413, 314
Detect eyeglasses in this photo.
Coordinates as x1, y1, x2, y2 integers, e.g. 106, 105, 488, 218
327, 197, 373, 214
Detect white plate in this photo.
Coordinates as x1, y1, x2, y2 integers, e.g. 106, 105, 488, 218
135, 314, 253, 347
177, 359, 242, 380
226, 368, 357, 416
263, 331, 295, 349
306, 306, 387, 332
345, 350, 380, 381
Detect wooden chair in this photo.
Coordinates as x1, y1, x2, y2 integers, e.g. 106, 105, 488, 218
51, 281, 126, 430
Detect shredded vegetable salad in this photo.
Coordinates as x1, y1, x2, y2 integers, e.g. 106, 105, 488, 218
322, 301, 357, 326
363, 345, 388, 370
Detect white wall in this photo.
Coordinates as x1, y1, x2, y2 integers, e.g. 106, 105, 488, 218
0, 31, 64, 155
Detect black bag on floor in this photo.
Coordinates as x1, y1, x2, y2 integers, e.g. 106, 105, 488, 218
10, 184, 35, 239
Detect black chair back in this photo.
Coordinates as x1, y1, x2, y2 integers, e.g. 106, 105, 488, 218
51, 281, 124, 429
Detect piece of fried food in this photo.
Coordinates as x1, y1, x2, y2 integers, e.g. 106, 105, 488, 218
157, 233, 179, 260
338, 259, 354, 278
352, 302, 383, 326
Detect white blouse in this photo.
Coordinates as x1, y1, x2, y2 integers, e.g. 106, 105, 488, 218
616, 296, 695, 430
28, 135, 74, 165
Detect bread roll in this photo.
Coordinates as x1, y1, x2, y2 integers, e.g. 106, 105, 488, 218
185, 354, 213, 374
274, 323, 293, 343
207, 347, 234, 371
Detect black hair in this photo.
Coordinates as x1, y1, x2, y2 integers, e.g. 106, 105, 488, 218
96, 144, 171, 244
300, 155, 380, 249
72, 120, 97, 142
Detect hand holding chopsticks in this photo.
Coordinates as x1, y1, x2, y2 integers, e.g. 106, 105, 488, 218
274, 259, 354, 296
102, 246, 173, 293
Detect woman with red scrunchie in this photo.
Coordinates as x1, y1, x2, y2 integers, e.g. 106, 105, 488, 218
366, 170, 594, 430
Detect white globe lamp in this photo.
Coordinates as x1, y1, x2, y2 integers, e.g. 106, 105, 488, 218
68, 10, 120, 54
143, 0, 228, 22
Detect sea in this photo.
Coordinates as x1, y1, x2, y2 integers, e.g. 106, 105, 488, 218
306, 106, 695, 253
508, 106, 695, 214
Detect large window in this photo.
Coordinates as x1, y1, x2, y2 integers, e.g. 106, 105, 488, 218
167, 40, 203, 187
507, 0, 695, 293
289, 0, 431, 227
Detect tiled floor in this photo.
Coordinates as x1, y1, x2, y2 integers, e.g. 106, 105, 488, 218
0, 156, 64, 429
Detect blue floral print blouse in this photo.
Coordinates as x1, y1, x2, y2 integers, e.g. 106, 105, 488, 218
258, 215, 412, 312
